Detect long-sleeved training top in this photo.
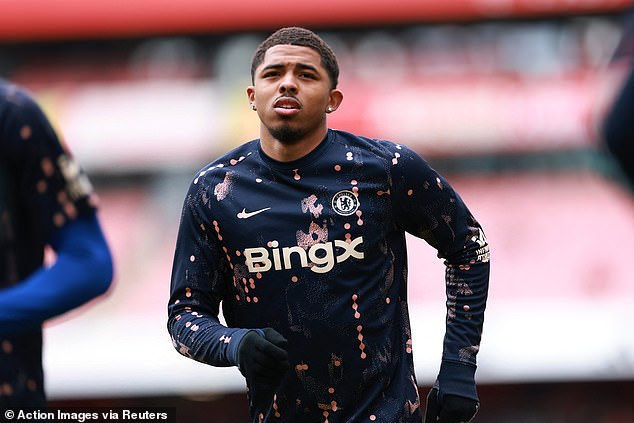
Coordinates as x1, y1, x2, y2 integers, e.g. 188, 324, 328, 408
168, 128, 489, 423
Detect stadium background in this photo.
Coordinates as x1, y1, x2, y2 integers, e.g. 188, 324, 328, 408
1, 1, 633, 422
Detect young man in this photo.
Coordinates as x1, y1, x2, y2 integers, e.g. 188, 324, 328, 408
168, 27, 489, 423
0, 80, 113, 408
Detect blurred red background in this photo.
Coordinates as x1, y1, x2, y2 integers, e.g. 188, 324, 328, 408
2, 1, 633, 421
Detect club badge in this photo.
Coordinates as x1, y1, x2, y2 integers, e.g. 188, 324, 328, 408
332, 190, 359, 216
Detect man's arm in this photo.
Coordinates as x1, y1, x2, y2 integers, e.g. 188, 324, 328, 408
0, 212, 113, 334
391, 145, 489, 419
167, 174, 289, 411
436, 219, 489, 401
167, 180, 255, 366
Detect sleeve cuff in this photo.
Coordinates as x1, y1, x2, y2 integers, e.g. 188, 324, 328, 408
437, 360, 479, 401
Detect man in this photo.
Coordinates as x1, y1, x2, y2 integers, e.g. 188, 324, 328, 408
0, 80, 113, 409
168, 27, 489, 423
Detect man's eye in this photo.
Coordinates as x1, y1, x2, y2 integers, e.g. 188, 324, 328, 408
300, 73, 316, 79
263, 72, 279, 78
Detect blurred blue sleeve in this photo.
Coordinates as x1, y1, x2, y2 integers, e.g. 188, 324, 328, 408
0, 212, 113, 334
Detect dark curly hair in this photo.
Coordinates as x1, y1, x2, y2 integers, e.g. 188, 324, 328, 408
251, 27, 339, 89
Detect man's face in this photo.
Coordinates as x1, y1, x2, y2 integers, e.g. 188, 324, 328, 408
248, 44, 341, 144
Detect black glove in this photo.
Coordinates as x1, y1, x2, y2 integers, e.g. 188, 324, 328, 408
237, 328, 290, 407
424, 388, 479, 423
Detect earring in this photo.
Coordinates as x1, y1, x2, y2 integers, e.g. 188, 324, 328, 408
327, 107, 333, 112
251, 104, 257, 111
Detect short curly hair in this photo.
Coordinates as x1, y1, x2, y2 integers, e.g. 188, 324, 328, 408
251, 27, 339, 89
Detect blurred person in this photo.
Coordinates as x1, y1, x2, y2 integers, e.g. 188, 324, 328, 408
0, 80, 113, 410
168, 27, 489, 423
603, 63, 634, 189
602, 10, 634, 191
601, 16, 634, 190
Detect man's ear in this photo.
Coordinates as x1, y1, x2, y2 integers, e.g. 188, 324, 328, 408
247, 86, 255, 104
247, 86, 258, 111
326, 89, 344, 113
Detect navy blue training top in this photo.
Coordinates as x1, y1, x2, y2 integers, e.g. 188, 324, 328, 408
168, 129, 490, 422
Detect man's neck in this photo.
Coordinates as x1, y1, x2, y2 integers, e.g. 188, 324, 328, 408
259, 127, 328, 162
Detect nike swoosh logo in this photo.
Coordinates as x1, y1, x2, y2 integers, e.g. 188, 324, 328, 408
237, 207, 271, 219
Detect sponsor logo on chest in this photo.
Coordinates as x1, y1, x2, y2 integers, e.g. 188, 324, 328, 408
244, 236, 364, 274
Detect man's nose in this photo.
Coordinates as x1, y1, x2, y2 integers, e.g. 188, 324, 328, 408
279, 74, 298, 93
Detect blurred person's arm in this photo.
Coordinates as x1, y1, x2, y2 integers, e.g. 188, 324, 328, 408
0, 213, 113, 333
0, 82, 113, 334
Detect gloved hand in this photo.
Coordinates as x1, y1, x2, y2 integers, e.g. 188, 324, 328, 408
236, 328, 290, 407
424, 388, 479, 423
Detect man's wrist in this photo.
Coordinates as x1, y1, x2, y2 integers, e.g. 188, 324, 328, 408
437, 360, 478, 401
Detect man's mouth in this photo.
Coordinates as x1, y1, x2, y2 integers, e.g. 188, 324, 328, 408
274, 97, 301, 110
